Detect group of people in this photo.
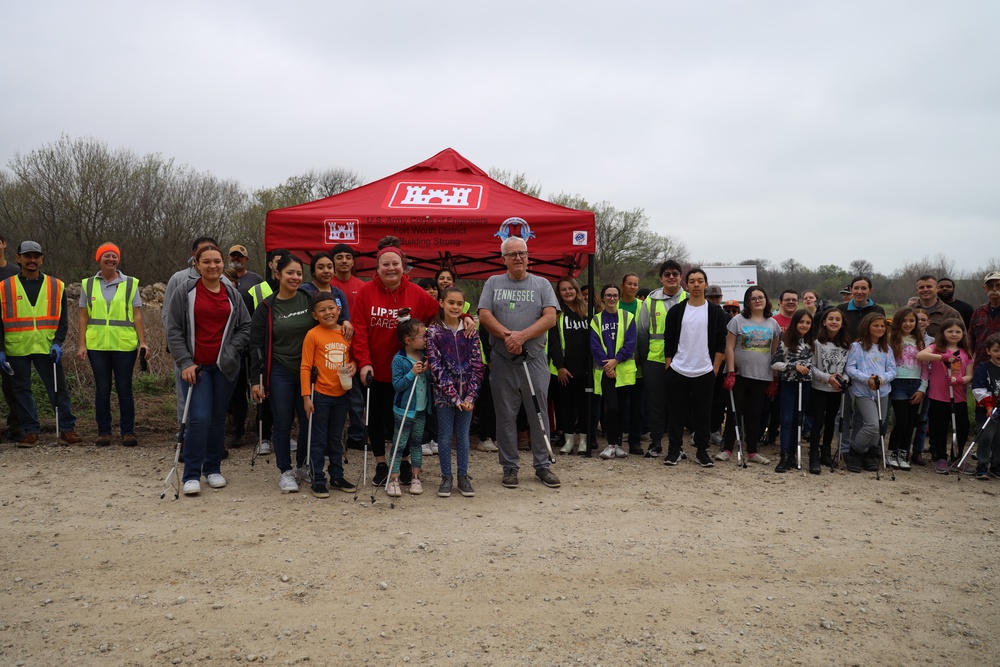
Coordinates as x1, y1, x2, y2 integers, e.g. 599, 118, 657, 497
3, 230, 999, 494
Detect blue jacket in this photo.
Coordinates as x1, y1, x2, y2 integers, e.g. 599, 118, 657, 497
846, 341, 897, 399
392, 350, 429, 418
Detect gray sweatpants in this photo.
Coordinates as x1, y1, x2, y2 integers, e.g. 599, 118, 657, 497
490, 352, 552, 473
852, 394, 888, 454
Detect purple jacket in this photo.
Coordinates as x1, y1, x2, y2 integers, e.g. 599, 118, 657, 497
426, 323, 484, 408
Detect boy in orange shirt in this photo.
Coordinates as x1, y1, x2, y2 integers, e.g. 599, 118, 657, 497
301, 293, 357, 497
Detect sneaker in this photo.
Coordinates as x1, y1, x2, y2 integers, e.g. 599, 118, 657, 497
628, 445, 645, 456
888, 451, 900, 469
373, 462, 389, 486
747, 452, 771, 465
715, 449, 732, 462
409, 478, 423, 495
910, 451, 926, 466
422, 443, 433, 456
663, 451, 681, 466
429, 440, 439, 455
95, 434, 112, 447
311, 483, 330, 498
976, 467, 990, 480
934, 459, 950, 475
17, 433, 39, 448
535, 468, 561, 488
614, 445, 628, 458
294, 466, 312, 484
680, 450, 688, 460
501, 469, 519, 489
696, 450, 714, 468
457, 474, 475, 497
399, 460, 413, 485
599, 445, 616, 460
386, 478, 402, 497
58, 430, 83, 445
477, 438, 498, 452
121, 433, 138, 447
183, 479, 201, 495
645, 444, 662, 458
863, 451, 879, 472
206, 473, 227, 488
710, 431, 723, 446
279, 470, 300, 493
990, 469, 1000, 480
438, 475, 453, 497
256, 439, 272, 455
330, 478, 357, 493
897, 453, 911, 470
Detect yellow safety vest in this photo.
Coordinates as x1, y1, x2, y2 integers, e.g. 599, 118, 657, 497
250, 281, 274, 310
0, 275, 65, 356
548, 312, 569, 375
83, 275, 139, 351
646, 291, 688, 363
591, 309, 637, 395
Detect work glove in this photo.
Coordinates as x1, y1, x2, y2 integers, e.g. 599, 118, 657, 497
978, 395, 997, 415
0, 351, 12, 375
722, 371, 736, 392
50, 343, 62, 364
766, 379, 778, 398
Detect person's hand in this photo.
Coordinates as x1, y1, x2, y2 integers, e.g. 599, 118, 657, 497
343, 362, 356, 377
602, 358, 618, 372
557, 368, 572, 385
505, 329, 527, 350
251, 383, 266, 402
722, 372, 736, 392
360, 365, 374, 385
910, 390, 925, 405
978, 395, 997, 414
459, 400, 474, 411
412, 360, 426, 375
181, 364, 199, 385
867, 375, 879, 391
829, 375, 843, 392
462, 317, 477, 337
0, 351, 11, 376
767, 380, 778, 398
303, 395, 314, 417
49, 343, 62, 364
341, 321, 354, 341
77, 344, 88, 361
795, 363, 809, 376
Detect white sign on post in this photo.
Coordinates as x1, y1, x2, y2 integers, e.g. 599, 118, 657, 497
702, 266, 758, 304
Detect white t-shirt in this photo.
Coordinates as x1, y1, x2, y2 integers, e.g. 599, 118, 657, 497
671, 301, 712, 377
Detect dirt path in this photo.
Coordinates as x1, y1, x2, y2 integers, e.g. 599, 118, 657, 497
1, 437, 997, 666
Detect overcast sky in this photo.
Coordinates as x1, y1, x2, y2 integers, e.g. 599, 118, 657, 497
2, 1, 996, 275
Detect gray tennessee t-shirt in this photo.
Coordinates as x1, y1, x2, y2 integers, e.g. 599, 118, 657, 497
478, 272, 560, 361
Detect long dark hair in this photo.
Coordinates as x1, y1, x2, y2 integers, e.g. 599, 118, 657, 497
888, 306, 924, 360
781, 309, 815, 349
817, 308, 850, 349
740, 286, 773, 319
932, 317, 973, 357
857, 312, 889, 352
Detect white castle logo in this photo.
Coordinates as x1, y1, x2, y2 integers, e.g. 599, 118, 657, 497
326, 220, 356, 241
400, 185, 473, 207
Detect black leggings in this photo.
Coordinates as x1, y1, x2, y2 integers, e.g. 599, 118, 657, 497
809, 390, 843, 452
723, 376, 768, 454
889, 399, 921, 455
928, 398, 970, 462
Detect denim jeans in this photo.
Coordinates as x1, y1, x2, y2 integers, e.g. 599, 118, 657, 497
182, 365, 235, 482
269, 363, 308, 473
437, 403, 473, 477
390, 411, 425, 474
87, 349, 137, 435
309, 392, 350, 485
9, 354, 76, 434
779, 380, 811, 454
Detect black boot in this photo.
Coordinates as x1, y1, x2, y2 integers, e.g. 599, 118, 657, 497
820, 443, 836, 470
809, 448, 821, 474
845, 449, 862, 473
775, 451, 791, 473
862, 449, 879, 472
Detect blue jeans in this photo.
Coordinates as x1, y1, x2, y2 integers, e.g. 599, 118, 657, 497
9, 354, 76, 434
182, 365, 235, 482
309, 392, 350, 485
779, 380, 810, 453
437, 403, 473, 477
269, 363, 308, 473
390, 411, 425, 474
88, 349, 137, 435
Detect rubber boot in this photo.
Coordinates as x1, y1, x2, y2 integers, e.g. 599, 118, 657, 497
775, 451, 791, 473
560, 432, 576, 455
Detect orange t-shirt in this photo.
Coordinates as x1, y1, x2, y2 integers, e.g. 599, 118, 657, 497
301, 326, 352, 398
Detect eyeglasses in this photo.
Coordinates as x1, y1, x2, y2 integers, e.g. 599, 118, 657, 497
781, 298, 798, 303
662, 271, 681, 278
987, 282, 1000, 289
503, 251, 528, 259
604, 294, 620, 300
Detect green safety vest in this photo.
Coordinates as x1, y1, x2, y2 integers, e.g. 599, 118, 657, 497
250, 282, 274, 310
645, 291, 688, 363
547, 312, 569, 375
83, 275, 139, 351
0, 274, 65, 356
590, 309, 637, 395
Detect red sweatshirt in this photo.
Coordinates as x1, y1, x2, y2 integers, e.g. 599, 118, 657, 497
352, 274, 440, 383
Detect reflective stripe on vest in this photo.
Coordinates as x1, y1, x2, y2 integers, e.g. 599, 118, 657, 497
590, 309, 637, 395
0, 275, 64, 356
83, 276, 138, 351
548, 312, 568, 375
250, 282, 273, 310
647, 291, 688, 362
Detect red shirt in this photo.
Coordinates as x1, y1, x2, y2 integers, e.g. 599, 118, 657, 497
193, 280, 231, 365
331, 275, 365, 315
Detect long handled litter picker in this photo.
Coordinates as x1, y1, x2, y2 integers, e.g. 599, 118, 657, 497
162, 382, 195, 500
796, 382, 803, 471
354, 371, 374, 504
520, 353, 556, 464
954, 403, 1000, 479
729, 391, 748, 469
303, 366, 318, 487
874, 377, 894, 481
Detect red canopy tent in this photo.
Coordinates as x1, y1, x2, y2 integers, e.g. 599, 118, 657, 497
265, 148, 596, 281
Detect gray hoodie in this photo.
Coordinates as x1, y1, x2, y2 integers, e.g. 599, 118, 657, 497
165, 277, 250, 382
636, 287, 687, 363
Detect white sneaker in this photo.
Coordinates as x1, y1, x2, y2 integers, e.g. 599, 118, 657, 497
897, 452, 911, 471
888, 451, 900, 469
599, 445, 616, 460
429, 440, 439, 455
477, 438, 498, 452
183, 479, 201, 495
279, 470, 299, 493
289, 438, 297, 452
747, 452, 771, 465
560, 433, 576, 455
294, 466, 312, 483
206, 473, 227, 489
715, 450, 731, 461
256, 439, 272, 455
614, 445, 628, 458
710, 431, 723, 445
422, 443, 433, 456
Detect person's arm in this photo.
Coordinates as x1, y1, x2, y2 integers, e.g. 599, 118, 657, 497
724, 331, 737, 374
133, 308, 149, 359
165, 285, 195, 374
618, 314, 637, 362
465, 333, 484, 407
76, 307, 89, 360
504, 307, 557, 351
635, 300, 650, 364
53, 289, 69, 346
300, 332, 316, 416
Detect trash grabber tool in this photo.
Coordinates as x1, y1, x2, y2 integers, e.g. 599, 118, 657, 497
355, 371, 375, 503
162, 380, 195, 499
955, 403, 1000, 478
384, 366, 419, 508
304, 366, 318, 487
729, 390, 747, 469
796, 382, 803, 471
520, 353, 555, 464
873, 377, 894, 481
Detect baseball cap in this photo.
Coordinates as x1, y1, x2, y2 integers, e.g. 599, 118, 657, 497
723, 299, 740, 309
228, 245, 249, 257
984, 271, 1000, 284
17, 241, 43, 255
705, 285, 723, 297
839, 286, 851, 295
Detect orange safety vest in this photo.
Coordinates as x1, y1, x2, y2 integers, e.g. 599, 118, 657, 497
0, 274, 65, 356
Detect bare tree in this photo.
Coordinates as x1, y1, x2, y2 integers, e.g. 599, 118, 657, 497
488, 168, 542, 198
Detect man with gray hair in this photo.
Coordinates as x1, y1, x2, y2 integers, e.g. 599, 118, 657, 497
478, 236, 560, 489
